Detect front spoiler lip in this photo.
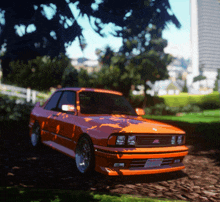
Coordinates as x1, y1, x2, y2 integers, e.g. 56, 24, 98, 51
96, 164, 185, 176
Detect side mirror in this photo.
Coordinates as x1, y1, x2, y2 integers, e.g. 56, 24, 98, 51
135, 108, 145, 116
61, 104, 76, 114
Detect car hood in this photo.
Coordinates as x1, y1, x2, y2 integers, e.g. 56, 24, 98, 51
77, 115, 185, 135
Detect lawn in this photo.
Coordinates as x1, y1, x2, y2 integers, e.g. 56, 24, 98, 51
143, 109, 220, 123
158, 91, 220, 107
0, 187, 186, 202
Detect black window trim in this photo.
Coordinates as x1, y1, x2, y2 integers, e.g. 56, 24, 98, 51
44, 91, 63, 111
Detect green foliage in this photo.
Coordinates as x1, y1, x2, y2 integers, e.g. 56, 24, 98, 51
61, 65, 78, 87
123, 27, 172, 108
198, 93, 220, 109
5, 54, 69, 91
129, 95, 145, 108
182, 80, 188, 93
0, 94, 34, 122
144, 109, 220, 122
145, 103, 202, 115
193, 75, 206, 82
129, 94, 164, 108
161, 92, 220, 108
0, 187, 180, 202
78, 68, 94, 88
91, 47, 140, 98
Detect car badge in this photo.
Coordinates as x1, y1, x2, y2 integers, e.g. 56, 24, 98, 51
153, 128, 157, 131
153, 139, 160, 144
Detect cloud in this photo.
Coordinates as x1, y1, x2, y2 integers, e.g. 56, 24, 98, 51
164, 41, 191, 59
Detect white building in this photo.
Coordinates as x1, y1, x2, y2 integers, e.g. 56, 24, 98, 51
190, 0, 219, 90
167, 65, 186, 79
71, 58, 98, 67
132, 80, 185, 96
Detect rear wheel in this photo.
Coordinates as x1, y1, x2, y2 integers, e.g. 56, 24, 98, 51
75, 135, 95, 175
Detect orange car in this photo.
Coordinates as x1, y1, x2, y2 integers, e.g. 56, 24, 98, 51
29, 87, 188, 176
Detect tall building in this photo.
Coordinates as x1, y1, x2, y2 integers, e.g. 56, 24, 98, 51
190, 0, 219, 89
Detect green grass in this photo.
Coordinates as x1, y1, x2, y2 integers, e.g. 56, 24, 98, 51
143, 109, 220, 123
158, 92, 220, 107
0, 187, 187, 202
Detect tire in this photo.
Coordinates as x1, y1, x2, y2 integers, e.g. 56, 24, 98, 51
30, 122, 42, 149
75, 135, 95, 175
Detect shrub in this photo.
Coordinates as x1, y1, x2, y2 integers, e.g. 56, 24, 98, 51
0, 94, 34, 122
144, 107, 152, 115
129, 95, 145, 108
161, 92, 220, 109
198, 102, 220, 110
181, 104, 202, 113
5, 54, 70, 91
145, 103, 202, 115
129, 94, 164, 109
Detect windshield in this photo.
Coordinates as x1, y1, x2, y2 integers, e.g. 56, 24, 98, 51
79, 91, 137, 116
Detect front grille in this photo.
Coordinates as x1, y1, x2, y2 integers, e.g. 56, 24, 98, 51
136, 135, 184, 147
129, 157, 184, 169
130, 158, 173, 168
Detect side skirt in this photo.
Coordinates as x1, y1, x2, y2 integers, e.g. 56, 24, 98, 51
43, 140, 75, 159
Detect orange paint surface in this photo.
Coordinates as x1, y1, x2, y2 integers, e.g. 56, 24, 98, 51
29, 87, 188, 176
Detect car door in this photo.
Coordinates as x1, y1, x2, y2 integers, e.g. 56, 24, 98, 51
42, 91, 63, 140
52, 91, 77, 151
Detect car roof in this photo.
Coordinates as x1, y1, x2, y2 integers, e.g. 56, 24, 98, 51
55, 87, 123, 96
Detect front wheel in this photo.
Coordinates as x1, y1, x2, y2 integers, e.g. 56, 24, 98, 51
75, 135, 95, 175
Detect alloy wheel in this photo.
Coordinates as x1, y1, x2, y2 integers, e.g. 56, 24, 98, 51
75, 137, 93, 174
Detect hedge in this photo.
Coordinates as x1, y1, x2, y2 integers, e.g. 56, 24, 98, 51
159, 92, 220, 108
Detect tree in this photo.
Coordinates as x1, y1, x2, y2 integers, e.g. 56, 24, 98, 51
92, 25, 173, 103
0, 0, 181, 81
125, 26, 173, 108
62, 64, 78, 87
5, 53, 69, 91
182, 80, 188, 93
93, 46, 140, 98
193, 75, 206, 83
78, 68, 94, 87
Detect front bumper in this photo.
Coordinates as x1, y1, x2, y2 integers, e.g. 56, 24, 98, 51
94, 145, 188, 176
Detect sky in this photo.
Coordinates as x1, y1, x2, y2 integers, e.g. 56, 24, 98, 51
66, 0, 191, 61
0, 0, 191, 60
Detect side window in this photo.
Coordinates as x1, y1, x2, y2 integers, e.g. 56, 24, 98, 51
44, 91, 62, 111
57, 91, 76, 112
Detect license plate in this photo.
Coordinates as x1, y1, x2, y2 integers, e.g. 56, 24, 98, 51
144, 158, 163, 168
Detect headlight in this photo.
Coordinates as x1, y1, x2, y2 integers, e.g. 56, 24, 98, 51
171, 136, 176, 145
177, 135, 183, 144
128, 136, 136, 145
116, 136, 126, 145
108, 134, 136, 146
